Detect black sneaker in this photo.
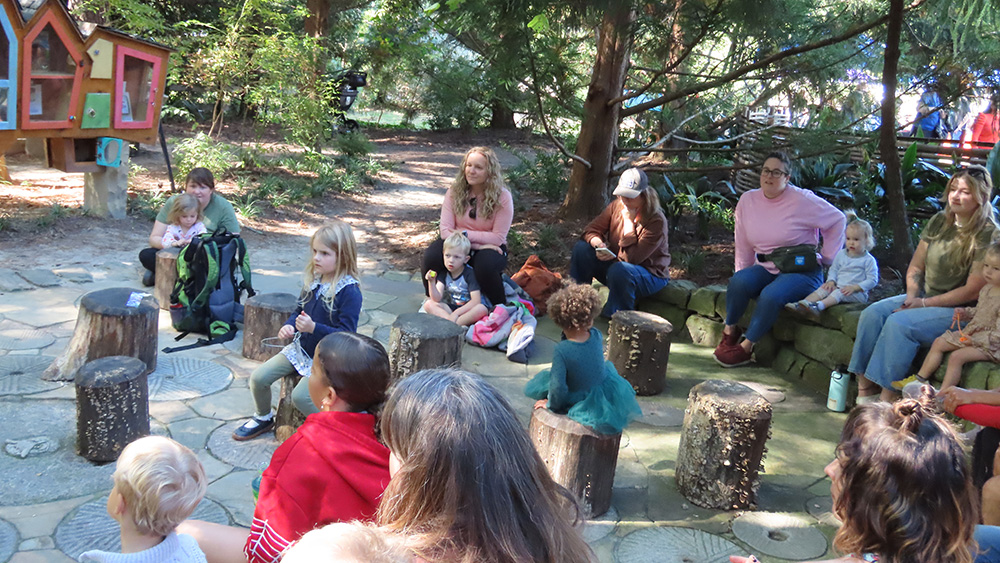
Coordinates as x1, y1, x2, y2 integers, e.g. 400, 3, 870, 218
141, 270, 155, 287
232, 416, 274, 441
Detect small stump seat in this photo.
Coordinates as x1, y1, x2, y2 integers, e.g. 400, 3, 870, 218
154, 248, 180, 311
387, 312, 465, 381
242, 292, 299, 362
607, 310, 672, 395
75, 356, 150, 462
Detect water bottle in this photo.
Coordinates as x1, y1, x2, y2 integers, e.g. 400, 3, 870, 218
828, 366, 849, 412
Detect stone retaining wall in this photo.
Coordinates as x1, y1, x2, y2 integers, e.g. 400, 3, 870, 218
632, 280, 1000, 395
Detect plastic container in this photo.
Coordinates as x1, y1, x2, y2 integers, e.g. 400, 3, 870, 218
827, 367, 849, 412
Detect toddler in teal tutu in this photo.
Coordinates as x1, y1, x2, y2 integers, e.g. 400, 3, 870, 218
525, 283, 642, 434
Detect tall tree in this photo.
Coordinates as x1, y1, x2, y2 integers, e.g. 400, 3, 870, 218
878, 0, 911, 270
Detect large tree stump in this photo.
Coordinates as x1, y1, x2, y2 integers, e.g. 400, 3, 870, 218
676, 379, 772, 510
529, 407, 621, 517
243, 293, 299, 362
608, 310, 673, 395
75, 356, 150, 462
154, 248, 180, 311
44, 287, 158, 382
388, 312, 465, 380
275, 374, 307, 443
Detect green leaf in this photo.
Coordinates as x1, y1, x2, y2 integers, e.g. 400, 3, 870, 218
425, 2, 441, 13
988, 141, 1000, 189
445, 0, 465, 10
901, 142, 918, 182
527, 14, 550, 32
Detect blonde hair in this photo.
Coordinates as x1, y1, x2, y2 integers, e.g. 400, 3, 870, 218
302, 220, 359, 310
450, 147, 507, 220
844, 212, 875, 252
166, 194, 202, 226
112, 436, 206, 537
546, 283, 601, 332
442, 231, 472, 256
282, 522, 411, 563
378, 369, 595, 563
927, 166, 1000, 264
986, 241, 1000, 262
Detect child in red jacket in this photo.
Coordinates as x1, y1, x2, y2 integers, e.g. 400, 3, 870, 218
178, 332, 392, 563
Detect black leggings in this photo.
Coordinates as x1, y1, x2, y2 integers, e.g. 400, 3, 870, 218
422, 238, 507, 307
974, 426, 1000, 489
139, 247, 159, 273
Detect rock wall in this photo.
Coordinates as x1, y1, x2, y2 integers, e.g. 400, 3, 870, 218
634, 282, 1000, 394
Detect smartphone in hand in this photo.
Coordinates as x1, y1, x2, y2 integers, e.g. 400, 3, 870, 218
596, 247, 616, 258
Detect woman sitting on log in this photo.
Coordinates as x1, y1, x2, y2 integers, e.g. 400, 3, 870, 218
849, 166, 999, 402
713, 151, 846, 368
569, 167, 671, 318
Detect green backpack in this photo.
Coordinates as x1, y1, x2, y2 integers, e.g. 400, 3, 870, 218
165, 228, 254, 352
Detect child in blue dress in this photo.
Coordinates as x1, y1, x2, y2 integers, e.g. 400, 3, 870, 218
525, 283, 641, 434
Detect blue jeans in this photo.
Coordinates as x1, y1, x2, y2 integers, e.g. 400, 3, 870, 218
848, 294, 953, 388
725, 265, 823, 343
976, 526, 1000, 563
570, 240, 669, 317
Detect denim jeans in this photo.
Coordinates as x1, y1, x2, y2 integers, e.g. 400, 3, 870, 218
725, 265, 823, 343
976, 525, 1000, 563
249, 353, 319, 417
847, 294, 953, 388
569, 240, 669, 317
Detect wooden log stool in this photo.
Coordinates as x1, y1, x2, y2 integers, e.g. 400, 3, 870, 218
675, 379, 773, 510
44, 287, 158, 382
243, 293, 299, 362
75, 356, 150, 462
388, 312, 465, 380
529, 407, 620, 517
274, 373, 307, 443
607, 310, 673, 395
154, 247, 181, 311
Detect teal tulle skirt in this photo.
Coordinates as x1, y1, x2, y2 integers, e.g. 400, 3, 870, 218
525, 362, 642, 434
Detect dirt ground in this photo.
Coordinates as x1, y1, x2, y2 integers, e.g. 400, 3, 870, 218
0, 123, 735, 285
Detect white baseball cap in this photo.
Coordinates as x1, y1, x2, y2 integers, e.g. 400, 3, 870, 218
612, 168, 648, 199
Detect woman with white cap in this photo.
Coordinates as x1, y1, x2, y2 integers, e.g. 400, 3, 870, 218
713, 151, 845, 368
569, 167, 671, 318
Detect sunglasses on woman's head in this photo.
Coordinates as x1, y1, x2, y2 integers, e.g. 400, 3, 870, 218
962, 167, 988, 182
469, 197, 477, 220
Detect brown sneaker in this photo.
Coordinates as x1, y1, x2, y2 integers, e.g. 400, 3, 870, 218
714, 343, 753, 368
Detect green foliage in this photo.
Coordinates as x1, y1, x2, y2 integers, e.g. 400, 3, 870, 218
172, 133, 240, 180
504, 147, 570, 202
656, 173, 736, 239
128, 189, 172, 221
790, 156, 856, 204
673, 249, 707, 276
333, 132, 375, 158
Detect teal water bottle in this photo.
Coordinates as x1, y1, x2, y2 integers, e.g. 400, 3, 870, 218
828, 366, 849, 412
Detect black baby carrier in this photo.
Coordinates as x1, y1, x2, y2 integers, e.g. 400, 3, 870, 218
165, 227, 255, 352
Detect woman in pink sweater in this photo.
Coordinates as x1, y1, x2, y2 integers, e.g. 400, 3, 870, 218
421, 146, 514, 307
714, 152, 846, 367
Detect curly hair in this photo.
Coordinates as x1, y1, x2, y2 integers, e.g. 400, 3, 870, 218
546, 283, 602, 332
449, 147, 507, 220
833, 396, 977, 563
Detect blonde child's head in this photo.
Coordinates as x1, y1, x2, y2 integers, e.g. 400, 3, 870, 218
546, 283, 602, 333
281, 522, 410, 563
110, 436, 206, 537
443, 232, 472, 257
844, 212, 875, 253
312, 332, 391, 412
302, 220, 359, 306
166, 194, 202, 227
985, 241, 1000, 264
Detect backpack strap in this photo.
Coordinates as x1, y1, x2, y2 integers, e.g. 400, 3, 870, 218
189, 240, 221, 310
235, 236, 255, 298
162, 322, 237, 353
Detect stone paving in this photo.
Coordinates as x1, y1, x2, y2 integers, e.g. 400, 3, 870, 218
0, 258, 846, 563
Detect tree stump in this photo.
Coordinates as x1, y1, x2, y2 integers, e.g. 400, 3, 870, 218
75, 356, 150, 462
154, 248, 180, 311
608, 310, 673, 395
243, 293, 299, 362
529, 407, 621, 517
388, 312, 465, 380
675, 379, 772, 510
43, 287, 158, 382
274, 374, 307, 443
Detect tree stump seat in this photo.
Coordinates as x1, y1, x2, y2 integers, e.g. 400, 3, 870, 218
275, 373, 307, 443
242, 293, 299, 362
608, 310, 673, 395
44, 287, 158, 382
675, 379, 773, 510
75, 356, 150, 462
388, 312, 465, 380
154, 248, 180, 311
529, 407, 621, 517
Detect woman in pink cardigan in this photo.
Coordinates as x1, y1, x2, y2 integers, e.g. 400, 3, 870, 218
421, 147, 514, 307
714, 151, 846, 368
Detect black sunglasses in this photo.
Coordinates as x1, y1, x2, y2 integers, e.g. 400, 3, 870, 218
962, 167, 989, 182
469, 197, 477, 220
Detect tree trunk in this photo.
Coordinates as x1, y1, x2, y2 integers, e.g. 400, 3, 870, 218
305, 0, 330, 39
489, 96, 516, 129
560, 6, 635, 221
879, 0, 912, 270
